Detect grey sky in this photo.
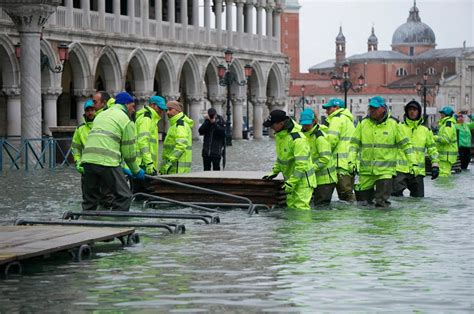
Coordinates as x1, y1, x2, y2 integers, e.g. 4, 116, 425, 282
299, 0, 474, 72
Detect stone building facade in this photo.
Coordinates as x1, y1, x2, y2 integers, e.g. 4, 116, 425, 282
285, 1, 474, 124
0, 0, 289, 140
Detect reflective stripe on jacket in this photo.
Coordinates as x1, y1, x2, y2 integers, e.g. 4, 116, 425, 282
71, 120, 93, 165
303, 124, 337, 186
271, 119, 317, 189
352, 114, 415, 176
162, 112, 194, 173
135, 106, 161, 169
325, 108, 356, 173
81, 105, 140, 173
435, 116, 458, 163
396, 117, 439, 176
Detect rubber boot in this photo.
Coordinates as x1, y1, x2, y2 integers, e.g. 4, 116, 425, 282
355, 188, 374, 206
374, 179, 392, 208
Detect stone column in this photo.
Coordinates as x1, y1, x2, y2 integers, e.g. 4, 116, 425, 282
256, 1, 263, 50
65, 0, 73, 28
188, 95, 203, 139
215, 0, 223, 45
81, 0, 90, 29
209, 96, 226, 115
253, 97, 265, 139
273, 4, 281, 50
74, 95, 89, 125
3, 3, 57, 141
155, 0, 162, 38
245, 1, 254, 34
232, 96, 245, 139
460, 60, 466, 110
98, 0, 105, 30
192, 0, 199, 40
265, 3, 273, 37
4, 87, 21, 137
225, 0, 233, 47
236, 0, 244, 48
128, 0, 135, 35
204, 0, 211, 42
168, 0, 175, 39
42, 90, 61, 135
142, 0, 149, 37
180, 0, 188, 41
114, 0, 121, 32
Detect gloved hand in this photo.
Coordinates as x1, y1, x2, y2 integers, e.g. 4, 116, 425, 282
262, 173, 278, 180
283, 181, 294, 194
122, 168, 133, 177
145, 163, 157, 175
76, 163, 84, 174
133, 169, 146, 180
159, 163, 172, 175
431, 166, 440, 180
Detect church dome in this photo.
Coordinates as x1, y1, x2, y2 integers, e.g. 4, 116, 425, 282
392, 3, 435, 46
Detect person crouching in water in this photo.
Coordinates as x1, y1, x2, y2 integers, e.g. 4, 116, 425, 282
262, 110, 317, 210
299, 108, 338, 206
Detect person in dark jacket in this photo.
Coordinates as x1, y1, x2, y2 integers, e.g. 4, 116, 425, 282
198, 108, 226, 171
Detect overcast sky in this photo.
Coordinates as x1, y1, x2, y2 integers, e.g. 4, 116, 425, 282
298, 0, 474, 72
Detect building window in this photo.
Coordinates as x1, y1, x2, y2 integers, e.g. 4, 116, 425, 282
450, 97, 455, 105
416, 68, 420, 75
389, 98, 392, 103
427, 67, 436, 75
409, 47, 414, 56
396, 68, 407, 77
321, 98, 325, 104
403, 98, 406, 103
350, 99, 353, 104
443, 66, 448, 74
465, 94, 470, 106
359, 99, 362, 104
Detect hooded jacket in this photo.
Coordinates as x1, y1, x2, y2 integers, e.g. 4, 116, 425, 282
396, 101, 439, 176
435, 115, 458, 163
325, 108, 356, 174
71, 117, 94, 165
161, 112, 194, 174
135, 106, 161, 169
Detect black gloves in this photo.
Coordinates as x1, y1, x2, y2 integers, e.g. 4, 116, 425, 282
431, 166, 439, 180
262, 173, 278, 180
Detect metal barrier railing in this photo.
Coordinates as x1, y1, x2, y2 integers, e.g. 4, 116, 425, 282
0, 137, 73, 171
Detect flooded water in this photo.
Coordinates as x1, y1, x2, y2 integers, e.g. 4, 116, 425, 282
0, 138, 473, 312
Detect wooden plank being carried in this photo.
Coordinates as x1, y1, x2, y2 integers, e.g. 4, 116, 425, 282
144, 171, 285, 206
0, 226, 134, 266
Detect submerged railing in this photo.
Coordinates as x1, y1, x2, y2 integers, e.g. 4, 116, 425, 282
0, 137, 73, 171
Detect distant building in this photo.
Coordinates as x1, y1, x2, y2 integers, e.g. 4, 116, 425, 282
282, 0, 474, 124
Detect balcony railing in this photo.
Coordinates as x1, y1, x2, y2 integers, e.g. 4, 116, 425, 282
0, 6, 280, 53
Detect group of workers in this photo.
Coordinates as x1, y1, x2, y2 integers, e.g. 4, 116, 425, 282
263, 96, 471, 210
71, 89, 471, 212
71, 91, 193, 212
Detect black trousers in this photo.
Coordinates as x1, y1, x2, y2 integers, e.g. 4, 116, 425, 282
313, 183, 336, 206
392, 172, 424, 197
459, 147, 471, 169
82, 164, 132, 211
203, 156, 221, 171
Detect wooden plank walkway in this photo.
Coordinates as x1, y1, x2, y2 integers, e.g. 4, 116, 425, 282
145, 171, 285, 206
0, 225, 134, 266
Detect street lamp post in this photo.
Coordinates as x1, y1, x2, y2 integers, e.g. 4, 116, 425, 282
416, 72, 440, 125
14, 42, 69, 73
217, 49, 253, 146
293, 85, 306, 119
331, 63, 365, 107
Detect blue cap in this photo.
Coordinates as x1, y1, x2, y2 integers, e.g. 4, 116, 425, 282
83, 99, 94, 110
115, 92, 134, 105
149, 95, 167, 110
439, 106, 454, 116
369, 96, 386, 108
322, 98, 345, 109
299, 108, 315, 125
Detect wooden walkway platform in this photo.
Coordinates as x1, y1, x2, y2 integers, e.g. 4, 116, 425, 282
0, 225, 135, 267
145, 171, 285, 206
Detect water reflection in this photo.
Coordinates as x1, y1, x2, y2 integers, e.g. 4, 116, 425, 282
0, 139, 473, 311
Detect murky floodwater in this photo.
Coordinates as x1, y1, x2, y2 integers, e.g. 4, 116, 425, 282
0, 138, 473, 312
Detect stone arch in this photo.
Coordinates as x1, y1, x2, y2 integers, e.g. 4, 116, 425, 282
203, 56, 220, 99
40, 40, 62, 91
124, 48, 151, 96
0, 34, 20, 136
153, 52, 176, 97
178, 53, 201, 97
93, 45, 121, 93
67, 42, 92, 91
266, 63, 284, 100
